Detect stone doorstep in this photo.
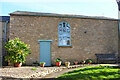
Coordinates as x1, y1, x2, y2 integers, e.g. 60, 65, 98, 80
66, 64, 100, 69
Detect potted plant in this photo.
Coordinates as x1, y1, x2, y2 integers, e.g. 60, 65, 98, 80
86, 59, 92, 64
40, 62, 46, 67
65, 61, 70, 67
5, 38, 31, 67
74, 61, 78, 65
55, 58, 62, 67
81, 60, 85, 64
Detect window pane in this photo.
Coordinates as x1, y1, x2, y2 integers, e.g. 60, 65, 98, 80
67, 40, 70, 45
63, 22, 65, 27
58, 21, 71, 46
63, 28, 66, 32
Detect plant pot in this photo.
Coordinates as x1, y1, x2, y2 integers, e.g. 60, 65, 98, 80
65, 62, 70, 67
88, 62, 91, 64
55, 62, 61, 67
14, 63, 22, 67
40, 64, 45, 67
75, 62, 78, 65
82, 62, 85, 64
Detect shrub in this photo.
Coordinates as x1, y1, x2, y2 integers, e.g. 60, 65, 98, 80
5, 38, 31, 63
40, 62, 45, 64
81, 60, 85, 62
55, 58, 62, 62
86, 59, 93, 63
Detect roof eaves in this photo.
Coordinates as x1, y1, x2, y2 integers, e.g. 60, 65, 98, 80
10, 13, 118, 21
0, 16, 10, 22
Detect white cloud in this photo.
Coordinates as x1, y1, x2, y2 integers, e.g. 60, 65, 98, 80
0, 0, 115, 3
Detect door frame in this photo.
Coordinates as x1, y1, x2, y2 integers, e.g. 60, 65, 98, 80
38, 40, 53, 66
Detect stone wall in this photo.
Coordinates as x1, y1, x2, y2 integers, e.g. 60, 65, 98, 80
10, 15, 118, 65
118, 21, 120, 58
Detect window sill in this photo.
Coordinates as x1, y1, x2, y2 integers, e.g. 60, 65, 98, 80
58, 45, 72, 48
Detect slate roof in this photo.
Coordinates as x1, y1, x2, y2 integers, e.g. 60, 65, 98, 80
0, 16, 10, 22
10, 11, 118, 21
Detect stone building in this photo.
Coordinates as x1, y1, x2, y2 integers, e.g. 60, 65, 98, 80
9, 11, 119, 66
116, 0, 120, 59
0, 16, 10, 67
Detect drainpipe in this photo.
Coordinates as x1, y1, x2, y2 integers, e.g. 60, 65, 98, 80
3, 21, 9, 66
0, 22, 2, 67
0, 20, 8, 67
4, 21, 9, 43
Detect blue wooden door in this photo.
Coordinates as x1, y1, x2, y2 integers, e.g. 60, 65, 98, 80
39, 41, 51, 66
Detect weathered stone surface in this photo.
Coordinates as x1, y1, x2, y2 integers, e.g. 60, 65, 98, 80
9, 15, 118, 65
0, 66, 66, 78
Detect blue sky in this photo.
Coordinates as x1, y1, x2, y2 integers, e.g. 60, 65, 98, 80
0, 0, 118, 18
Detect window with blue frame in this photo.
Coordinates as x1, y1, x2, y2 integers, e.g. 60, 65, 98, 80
58, 21, 71, 46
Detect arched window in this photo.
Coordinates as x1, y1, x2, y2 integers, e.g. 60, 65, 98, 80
58, 21, 71, 46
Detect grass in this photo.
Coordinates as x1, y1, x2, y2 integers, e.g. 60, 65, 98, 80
31, 68, 37, 70
57, 65, 120, 80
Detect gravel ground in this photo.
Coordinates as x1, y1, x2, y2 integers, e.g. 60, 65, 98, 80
0, 66, 66, 79
0, 64, 119, 80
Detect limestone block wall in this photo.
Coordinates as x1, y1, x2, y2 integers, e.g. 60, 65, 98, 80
9, 15, 118, 65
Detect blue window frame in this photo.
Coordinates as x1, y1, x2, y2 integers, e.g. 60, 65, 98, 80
58, 21, 71, 46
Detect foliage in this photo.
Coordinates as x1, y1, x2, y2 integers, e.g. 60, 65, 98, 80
5, 38, 31, 63
58, 65, 120, 80
81, 60, 85, 62
86, 59, 93, 63
40, 62, 46, 64
55, 58, 62, 62
31, 68, 37, 70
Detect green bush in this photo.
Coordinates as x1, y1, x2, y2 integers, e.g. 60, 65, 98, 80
40, 62, 45, 64
32, 68, 37, 70
5, 38, 31, 63
81, 60, 85, 62
86, 59, 93, 63
55, 58, 62, 62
